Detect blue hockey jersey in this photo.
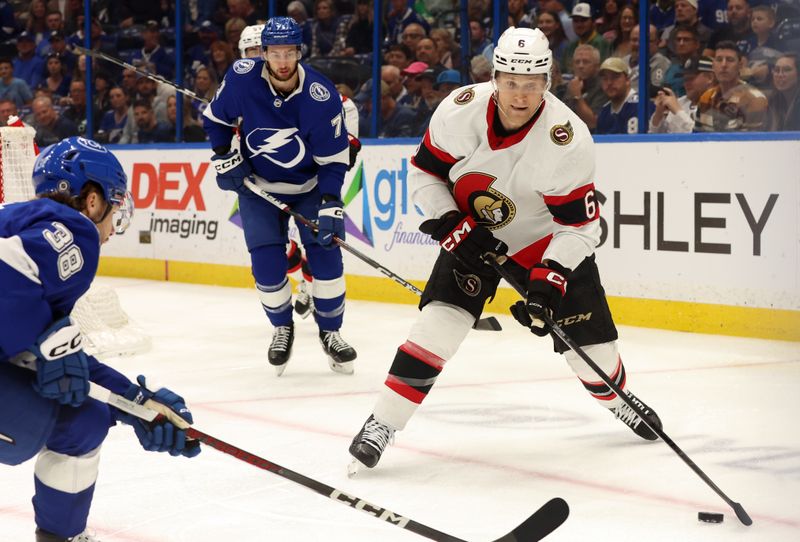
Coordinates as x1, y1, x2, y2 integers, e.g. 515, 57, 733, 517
202, 59, 349, 198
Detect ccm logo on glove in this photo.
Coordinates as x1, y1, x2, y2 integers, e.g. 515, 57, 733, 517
441, 216, 475, 252
213, 152, 243, 173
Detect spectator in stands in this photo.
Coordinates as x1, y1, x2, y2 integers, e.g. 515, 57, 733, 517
470, 54, 492, 83
609, 4, 637, 58
741, 5, 784, 90
400, 23, 427, 58
550, 59, 568, 101
45, 31, 75, 74
120, 68, 138, 96
387, 0, 430, 45
415, 38, 446, 74
650, 0, 676, 31
430, 28, 459, 70
563, 3, 611, 73
61, 79, 101, 135
508, 0, 535, 28
660, 0, 712, 57
537, 10, 569, 70
663, 24, 702, 94
191, 66, 217, 120
167, 95, 207, 142
539, 0, 577, 41
132, 98, 172, 143
208, 40, 236, 83
398, 61, 428, 108
225, 18, 248, 51
0, 98, 16, 125
38, 53, 70, 98
434, 69, 461, 98
596, 57, 643, 134
382, 64, 406, 102
0, 1, 15, 42
650, 56, 715, 132
131, 21, 173, 78
468, 19, 492, 59
227, 0, 261, 26
13, 32, 44, 90
98, 87, 130, 144
412, 67, 441, 134
596, 0, 622, 37
25, 0, 48, 42
134, 73, 167, 123
705, 0, 755, 56
625, 24, 671, 91
377, 80, 417, 137
188, 20, 219, 71
309, 0, 350, 57
35, 10, 65, 57
31, 95, 77, 146
748, 4, 783, 52
696, 40, 768, 130
344, 0, 378, 56
61, 0, 82, 34
385, 43, 413, 70
766, 53, 799, 131
0, 58, 32, 108
93, 71, 113, 113
564, 44, 606, 131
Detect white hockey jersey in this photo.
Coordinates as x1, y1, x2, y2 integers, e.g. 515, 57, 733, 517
410, 82, 601, 272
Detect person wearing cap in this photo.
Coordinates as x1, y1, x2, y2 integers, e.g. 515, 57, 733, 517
433, 69, 461, 97
187, 21, 220, 69
348, 26, 664, 474
704, 0, 755, 57
0, 56, 33, 108
595, 56, 646, 134
696, 40, 767, 131
376, 79, 416, 137
659, 0, 712, 58
44, 31, 76, 74
650, 56, 715, 133
411, 67, 440, 133
13, 31, 45, 90
562, 2, 611, 73
397, 61, 428, 108
131, 21, 173, 78
625, 24, 672, 92
35, 11, 65, 57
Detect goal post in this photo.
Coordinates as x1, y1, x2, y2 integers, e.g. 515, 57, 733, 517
0, 124, 37, 203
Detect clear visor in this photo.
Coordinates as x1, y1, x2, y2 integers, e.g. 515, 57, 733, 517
111, 190, 134, 234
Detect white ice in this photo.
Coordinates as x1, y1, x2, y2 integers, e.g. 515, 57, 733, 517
1, 277, 798, 542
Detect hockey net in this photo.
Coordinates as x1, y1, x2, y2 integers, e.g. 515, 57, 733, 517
0, 124, 151, 357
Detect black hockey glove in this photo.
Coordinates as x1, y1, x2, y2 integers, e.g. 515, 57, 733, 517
347, 136, 361, 171
419, 211, 507, 269
211, 148, 252, 195
510, 261, 569, 337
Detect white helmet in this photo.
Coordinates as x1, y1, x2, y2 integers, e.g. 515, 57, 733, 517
239, 24, 265, 58
493, 27, 552, 77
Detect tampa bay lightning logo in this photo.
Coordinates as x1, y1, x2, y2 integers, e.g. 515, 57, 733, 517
233, 59, 255, 74
245, 127, 306, 168
309, 82, 331, 102
76, 137, 107, 152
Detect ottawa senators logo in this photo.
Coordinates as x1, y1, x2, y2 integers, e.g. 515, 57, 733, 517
454, 87, 475, 105
453, 269, 481, 296
452, 172, 515, 230
549, 121, 574, 146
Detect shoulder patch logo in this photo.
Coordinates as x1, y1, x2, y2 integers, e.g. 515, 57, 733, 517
309, 82, 331, 102
454, 87, 475, 105
550, 121, 574, 146
233, 59, 255, 74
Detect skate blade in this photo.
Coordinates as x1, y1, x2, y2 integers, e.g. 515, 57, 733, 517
347, 458, 367, 478
273, 362, 288, 376
328, 358, 354, 375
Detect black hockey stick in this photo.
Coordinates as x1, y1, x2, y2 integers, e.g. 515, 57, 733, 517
243, 179, 502, 331
88, 382, 568, 541
484, 255, 753, 526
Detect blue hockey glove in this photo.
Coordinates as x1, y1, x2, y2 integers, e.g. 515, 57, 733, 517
30, 317, 90, 407
419, 211, 507, 270
510, 261, 569, 337
317, 196, 345, 248
211, 149, 252, 195
118, 375, 201, 458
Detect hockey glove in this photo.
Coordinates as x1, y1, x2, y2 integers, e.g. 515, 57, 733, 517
347, 136, 361, 171
419, 211, 508, 270
211, 148, 252, 195
317, 196, 345, 248
510, 261, 569, 337
118, 375, 201, 458
30, 317, 90, 407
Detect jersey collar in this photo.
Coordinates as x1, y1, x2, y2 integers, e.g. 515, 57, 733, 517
485, 97, 546, 150
262, 62, 306, 102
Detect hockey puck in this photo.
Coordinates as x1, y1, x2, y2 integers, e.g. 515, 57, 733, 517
698, 512, 724, 523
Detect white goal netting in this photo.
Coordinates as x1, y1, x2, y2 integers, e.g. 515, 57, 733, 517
0, 124, 151, 357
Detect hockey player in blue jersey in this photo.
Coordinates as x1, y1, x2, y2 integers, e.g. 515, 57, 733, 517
0, 137, 201, 542
203, 16, 357, 375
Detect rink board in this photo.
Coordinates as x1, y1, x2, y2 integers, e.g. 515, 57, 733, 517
101, 137, 800, 341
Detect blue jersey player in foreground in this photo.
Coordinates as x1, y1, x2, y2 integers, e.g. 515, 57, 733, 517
203, 17, 357, 375
0, 137, 201, 542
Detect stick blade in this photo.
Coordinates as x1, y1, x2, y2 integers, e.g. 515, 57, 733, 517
474, 316, 503, 331
732, 502, 753, 526
492, 498, 569, 542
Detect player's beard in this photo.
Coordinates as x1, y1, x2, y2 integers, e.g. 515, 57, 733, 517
268, 63, 299, 84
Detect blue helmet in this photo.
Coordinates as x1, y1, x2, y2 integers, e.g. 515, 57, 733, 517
32, 137, 128, 206
261, 17, 302, 47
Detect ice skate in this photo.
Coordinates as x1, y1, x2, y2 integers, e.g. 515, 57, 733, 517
319, 330, 356, 374
268, 324, 294, 376
36, 528, 100, 542
610, 390, 662, 441
348, 414, 395, 475
294, 280, 313, 319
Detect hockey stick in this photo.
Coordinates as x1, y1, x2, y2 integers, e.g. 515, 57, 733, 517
88, 381, 568, 541
243, 178, 502, 332
484, 255, 753, 526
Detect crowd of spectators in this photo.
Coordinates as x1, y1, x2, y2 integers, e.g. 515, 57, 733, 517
0, 0, 796, 145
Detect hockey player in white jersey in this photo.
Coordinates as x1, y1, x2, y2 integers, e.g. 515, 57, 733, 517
0, 137, 201, 542
349, 27, 662, 471
204, 17, 357, 375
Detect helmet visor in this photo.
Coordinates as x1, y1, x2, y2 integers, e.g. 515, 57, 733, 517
112, 190, 134, 234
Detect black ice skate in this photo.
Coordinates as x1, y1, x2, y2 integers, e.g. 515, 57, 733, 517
610, 390, 662, 441
319, 330, 356, 374
294, 280, 313, 319
268, 324, 294, 376
36, 528, 100, 542
348, 414, 395, 475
